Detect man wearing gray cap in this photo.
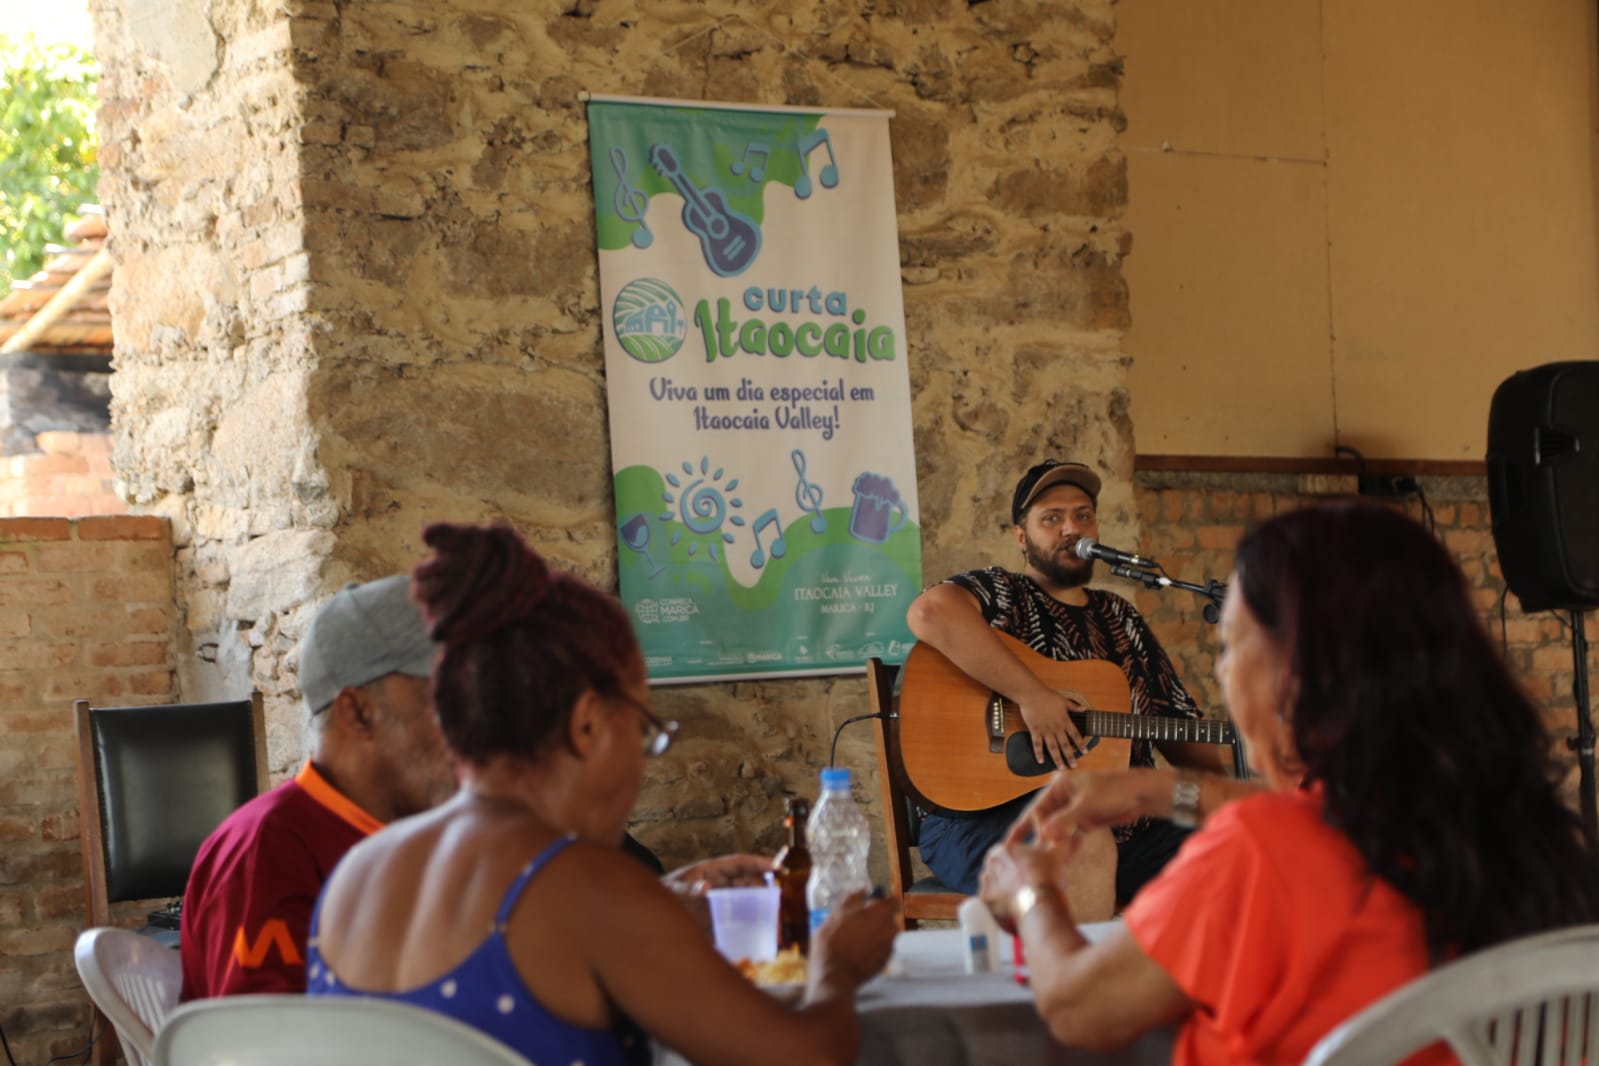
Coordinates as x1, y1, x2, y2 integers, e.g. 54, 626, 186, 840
906, 459, 1233, 911
180, 575, 456, 1000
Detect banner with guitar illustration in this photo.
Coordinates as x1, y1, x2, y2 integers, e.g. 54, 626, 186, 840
586, 95, 921, 683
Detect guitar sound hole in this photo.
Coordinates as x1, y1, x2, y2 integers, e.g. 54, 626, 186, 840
1004, 732, 1100, 776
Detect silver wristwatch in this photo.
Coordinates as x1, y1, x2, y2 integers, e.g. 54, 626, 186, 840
1171, 774, 1202, 829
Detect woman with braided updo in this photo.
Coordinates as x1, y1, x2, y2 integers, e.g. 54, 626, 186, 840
307, 523, 897, 1066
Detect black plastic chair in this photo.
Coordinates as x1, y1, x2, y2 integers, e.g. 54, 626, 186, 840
73, 693, 269, 929
73, 693, 268, 1065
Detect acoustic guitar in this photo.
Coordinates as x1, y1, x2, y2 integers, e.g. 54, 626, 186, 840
896, 630, 1238, 814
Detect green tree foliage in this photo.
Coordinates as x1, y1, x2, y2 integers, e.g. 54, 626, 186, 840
0, 35, 99, 292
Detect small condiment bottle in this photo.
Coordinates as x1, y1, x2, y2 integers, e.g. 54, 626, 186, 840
773, 796, 812, 953
957, 897, 1001, 974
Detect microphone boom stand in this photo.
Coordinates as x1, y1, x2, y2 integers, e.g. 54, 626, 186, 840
1110, 564, 1228, 624
1112, 562, 1247, 779
1109, 561, 1245, 779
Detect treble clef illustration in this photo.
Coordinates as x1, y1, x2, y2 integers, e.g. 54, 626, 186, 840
611, 146, 653, 249
792, 449, 827, 533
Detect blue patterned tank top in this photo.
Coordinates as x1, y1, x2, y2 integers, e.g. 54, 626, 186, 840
307, 833, 648, 1066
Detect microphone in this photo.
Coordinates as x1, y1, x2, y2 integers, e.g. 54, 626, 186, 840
1074, 537, 1158, 569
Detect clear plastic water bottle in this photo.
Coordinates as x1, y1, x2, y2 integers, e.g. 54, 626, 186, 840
805, 767, 871, 933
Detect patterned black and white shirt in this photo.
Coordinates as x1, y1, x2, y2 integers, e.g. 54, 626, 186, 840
946, 567, 1201, 838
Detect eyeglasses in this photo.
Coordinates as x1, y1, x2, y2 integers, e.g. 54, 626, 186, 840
612, 692, 679, 758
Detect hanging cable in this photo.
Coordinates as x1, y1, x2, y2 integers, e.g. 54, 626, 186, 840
40, 1015, 100, 1065
1412, 481, 1436, 534
828, 712, 884, 769
1497, 584, 1510, 654
0, 1016, 18, 1066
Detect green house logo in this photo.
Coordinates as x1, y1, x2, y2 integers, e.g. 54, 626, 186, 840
613, 278, 687, 363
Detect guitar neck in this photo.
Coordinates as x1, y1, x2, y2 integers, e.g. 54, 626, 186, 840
1069, 708, 1235, 745
651, 148, 715, 217
666, 171, 713, 216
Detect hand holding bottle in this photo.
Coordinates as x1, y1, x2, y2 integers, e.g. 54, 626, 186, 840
808, 890, 898, 997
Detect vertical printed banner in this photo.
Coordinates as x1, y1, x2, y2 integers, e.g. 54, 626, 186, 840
587, 96, 921, 682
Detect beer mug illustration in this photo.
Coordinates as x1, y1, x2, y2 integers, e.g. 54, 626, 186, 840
848, 472, 907, 543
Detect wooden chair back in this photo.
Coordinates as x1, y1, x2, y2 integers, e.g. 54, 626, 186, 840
866, 658, 965, 927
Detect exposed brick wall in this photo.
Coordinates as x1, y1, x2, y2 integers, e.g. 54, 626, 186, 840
1133, 471, 1598, 803
0, 516, 177, 1064
0, 432, 127, 519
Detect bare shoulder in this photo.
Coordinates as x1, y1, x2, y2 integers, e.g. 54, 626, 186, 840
907, 579, 985, 636
918, 580, 983, 608
533, 834, 677, 907
499, 834, 691, 975
322, 807, 457, 915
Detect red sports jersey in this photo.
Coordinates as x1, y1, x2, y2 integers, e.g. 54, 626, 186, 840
179, 761, 381, 1000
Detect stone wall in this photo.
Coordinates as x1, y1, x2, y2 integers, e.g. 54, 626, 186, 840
92, 0, 324, 760
90, 0, 1134, 865
1133, 471, 1597, 805
0, 516, 177, 1064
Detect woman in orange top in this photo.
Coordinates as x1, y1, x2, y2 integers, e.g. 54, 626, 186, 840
980, 501, 1599, 1065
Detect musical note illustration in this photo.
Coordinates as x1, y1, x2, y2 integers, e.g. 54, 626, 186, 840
748, 507, 787, 569
794, 129, 840, 200
791, 449, 827, 533
610, 146, 653, 250
619, 513, 666, 578
649, 143, 762, 277
730, 141, 771, 183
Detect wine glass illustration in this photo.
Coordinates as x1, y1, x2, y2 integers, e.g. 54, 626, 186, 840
619, 513, 666, 578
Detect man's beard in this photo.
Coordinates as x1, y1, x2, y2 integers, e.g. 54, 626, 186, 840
1024, 532, 1094, 588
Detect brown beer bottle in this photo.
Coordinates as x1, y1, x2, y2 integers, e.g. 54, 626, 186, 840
773, 796, 813, 953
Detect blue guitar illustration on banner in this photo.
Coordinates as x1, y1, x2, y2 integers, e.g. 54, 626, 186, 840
648, 142, 762, 277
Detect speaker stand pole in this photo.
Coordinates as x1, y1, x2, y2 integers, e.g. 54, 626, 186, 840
1570, 609, 1597, 847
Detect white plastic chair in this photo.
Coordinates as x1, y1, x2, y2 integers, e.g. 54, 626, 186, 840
152, 995, 534, 1066
1302, 923, 1599, 1065
73, 927, 183, 1066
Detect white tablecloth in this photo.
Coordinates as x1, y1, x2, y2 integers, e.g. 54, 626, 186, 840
655, 923, 1175, 1066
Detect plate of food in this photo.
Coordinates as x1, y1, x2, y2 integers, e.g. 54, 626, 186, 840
735, 946, 808, 1004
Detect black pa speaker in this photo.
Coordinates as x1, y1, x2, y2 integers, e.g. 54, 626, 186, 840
1486, 361, 1599, 611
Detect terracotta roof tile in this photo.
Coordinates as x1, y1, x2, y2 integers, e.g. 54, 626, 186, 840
0, 206, 113, 355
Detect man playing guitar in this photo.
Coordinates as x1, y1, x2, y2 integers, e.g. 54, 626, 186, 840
905, 459, 1235, 908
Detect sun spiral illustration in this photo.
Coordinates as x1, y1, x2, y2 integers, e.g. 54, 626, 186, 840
660, 456, 745, 562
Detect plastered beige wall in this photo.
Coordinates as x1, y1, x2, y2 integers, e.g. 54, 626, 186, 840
1121, 0, 1599, 460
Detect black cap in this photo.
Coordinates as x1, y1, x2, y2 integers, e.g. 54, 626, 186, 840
1011, 460, 1102, 524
